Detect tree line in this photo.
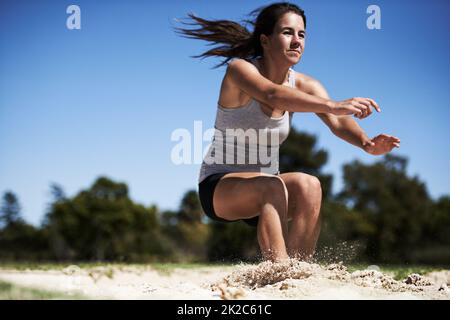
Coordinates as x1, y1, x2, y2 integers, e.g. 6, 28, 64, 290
1, 128, 449, 265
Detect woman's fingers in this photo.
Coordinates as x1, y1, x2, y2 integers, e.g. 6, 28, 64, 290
352, 101, 371, 118
380, 134, 401, 143
351, 98, 382, 119
336, 98, 381, 118
352, 98, 381, 118
358, 101, 372, 118
375, 134, 401, 148
349, 102, 363, 118
366, 98, 381, 112
355, 98, 372, 109
359, 97, 380, 113
353, 111, 363, 119
347, 105, 363, 117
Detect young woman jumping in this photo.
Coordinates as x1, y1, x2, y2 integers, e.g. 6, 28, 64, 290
176, 2, 400, 261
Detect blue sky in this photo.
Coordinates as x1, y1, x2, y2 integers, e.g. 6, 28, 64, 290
1, 0, 449, 226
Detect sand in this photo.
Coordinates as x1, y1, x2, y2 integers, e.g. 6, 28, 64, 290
0, 260, 449, 300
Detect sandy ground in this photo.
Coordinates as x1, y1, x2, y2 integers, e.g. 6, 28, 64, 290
0, 261, 449, 300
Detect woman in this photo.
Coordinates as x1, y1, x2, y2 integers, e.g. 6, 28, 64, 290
176, 2, 400, 261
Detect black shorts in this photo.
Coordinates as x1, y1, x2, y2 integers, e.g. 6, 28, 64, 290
198, 173, 259, 227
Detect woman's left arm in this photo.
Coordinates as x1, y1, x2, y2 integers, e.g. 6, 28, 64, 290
332, 116, 401, 155
304, 76, 400, 155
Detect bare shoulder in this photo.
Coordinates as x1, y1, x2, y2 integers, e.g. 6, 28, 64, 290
227, 58, 258, 72
219, 58, 276, 108
226, 58, 260, 83
219, 58, 259, 108
222, 59, 255, 87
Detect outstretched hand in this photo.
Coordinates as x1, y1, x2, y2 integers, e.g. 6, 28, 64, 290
330, 97, 380, 118
363, 134, 401, 155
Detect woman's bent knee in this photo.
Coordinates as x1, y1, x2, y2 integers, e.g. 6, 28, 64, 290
292, 174, 322, 199
259, 176, 289, 208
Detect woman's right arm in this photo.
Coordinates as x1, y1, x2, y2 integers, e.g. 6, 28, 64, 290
227, 59, 378, 117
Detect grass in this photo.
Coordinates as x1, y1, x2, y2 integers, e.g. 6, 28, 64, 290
345, 263, 447, 280
376, 265, 445, 281
0, 280, 87, 300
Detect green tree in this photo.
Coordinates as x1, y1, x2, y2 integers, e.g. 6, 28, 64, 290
428, 196, 450, 245
161, 190, 210, 261
49, 183, 66, 202
44, 177, 171, 261
316, 200, 373, 263
0, 191, 22, 227
207, 221, 258, 262
179, 190, 203, 223
337, 154, 432, 263
418, 196, 450, 263
0, 191, 49, 260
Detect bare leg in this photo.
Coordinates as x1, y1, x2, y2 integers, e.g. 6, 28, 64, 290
213, 172, 289, 261
256, 178, 289, 261
279, 172, 322, 260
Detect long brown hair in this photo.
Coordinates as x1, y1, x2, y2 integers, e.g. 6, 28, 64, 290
174, 2, 306, 68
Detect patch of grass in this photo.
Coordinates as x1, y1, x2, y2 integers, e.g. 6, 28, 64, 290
345, 263, 372, 273
377, 265, 445, 281
0, 280, 87, 300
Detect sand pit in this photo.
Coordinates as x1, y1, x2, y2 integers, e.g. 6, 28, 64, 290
0, 260, 449, 300
212, 260, 450, 300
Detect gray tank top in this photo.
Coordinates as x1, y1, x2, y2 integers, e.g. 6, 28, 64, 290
198, 59, 295, 183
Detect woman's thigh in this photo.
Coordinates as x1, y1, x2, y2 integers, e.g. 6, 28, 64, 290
213, 172, 287, 221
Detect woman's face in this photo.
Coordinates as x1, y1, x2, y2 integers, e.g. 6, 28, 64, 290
261, 12, 305, 65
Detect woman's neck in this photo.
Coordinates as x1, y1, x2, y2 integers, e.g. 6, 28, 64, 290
257, 57, 291, 85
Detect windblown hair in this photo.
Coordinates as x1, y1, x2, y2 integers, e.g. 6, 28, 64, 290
174, 2, 306, 68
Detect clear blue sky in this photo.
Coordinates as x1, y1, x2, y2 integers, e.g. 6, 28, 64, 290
1, 0, 449, 226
